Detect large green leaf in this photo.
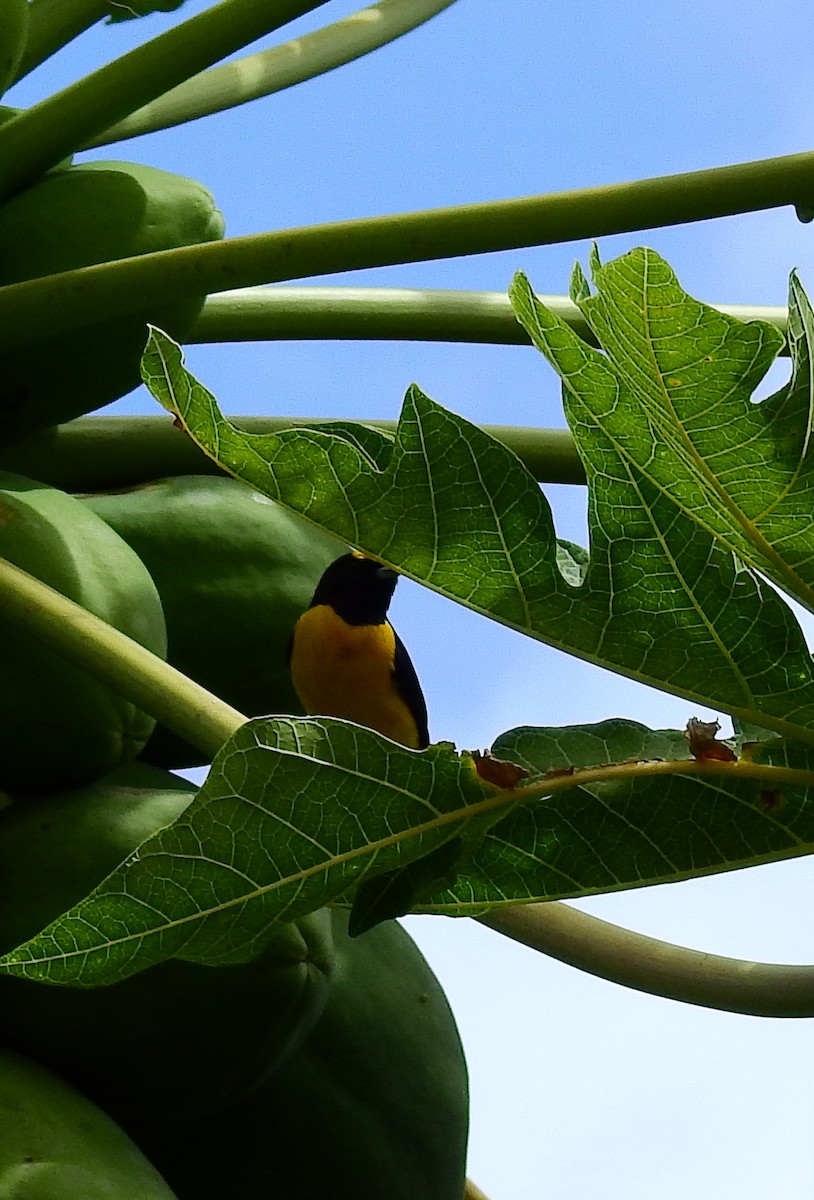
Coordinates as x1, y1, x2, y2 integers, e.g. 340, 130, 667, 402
0, 717, 508, 986
3, 716, 810, 985
142, 322, 814, 742
423, 719, 814, 912
517, 247, 814, 614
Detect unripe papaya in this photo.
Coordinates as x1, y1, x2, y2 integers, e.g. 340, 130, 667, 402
0, 1, 29, 99
0, 1048, 179, 1199
83, 475, 345, 767
0, 470, 167, 792
0, 160, 224, 436
0, 762, 335, 1122
128, 911, 470, 1200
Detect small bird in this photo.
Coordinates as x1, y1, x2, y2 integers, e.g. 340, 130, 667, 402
287, 551, 429, 749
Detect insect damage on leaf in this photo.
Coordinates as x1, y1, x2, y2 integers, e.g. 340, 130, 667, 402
683, 717, 737, 762
469, 750, 529, 790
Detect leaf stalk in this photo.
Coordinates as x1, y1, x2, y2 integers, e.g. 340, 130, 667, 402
187, 286, 790, 351
480, 901, 814, 1018
15, 0, 108, 81
0, 555, 244, 759
87, 0, 461, 147
0, 0, 329, 199
0, 148, 809, 346
0, 415, 586, 490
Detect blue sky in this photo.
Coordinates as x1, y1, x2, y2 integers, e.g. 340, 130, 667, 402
10, 2, 814, 1196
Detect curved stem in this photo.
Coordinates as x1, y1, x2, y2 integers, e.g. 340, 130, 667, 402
0, 555, 245, 759
0, 0, 328, 200
479, 902, 814, 1018
0, 415, 586, 490
0, 151, 809, 347
188, 285, 790, 351
88, 0, 460, 147
14, 0, 108, 82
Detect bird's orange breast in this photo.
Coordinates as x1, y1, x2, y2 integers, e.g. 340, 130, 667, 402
289, 605, 422, 749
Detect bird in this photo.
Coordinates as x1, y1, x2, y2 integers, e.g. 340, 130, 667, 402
287, 551, 429, 749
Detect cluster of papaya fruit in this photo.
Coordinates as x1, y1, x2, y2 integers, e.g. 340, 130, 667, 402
0, 469, 470, 1197
0, 22, 470, 1185
0, 136, 226, 438
0, 5, 228, 438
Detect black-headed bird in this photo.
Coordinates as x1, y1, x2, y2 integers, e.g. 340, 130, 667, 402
287, 551, 429, 749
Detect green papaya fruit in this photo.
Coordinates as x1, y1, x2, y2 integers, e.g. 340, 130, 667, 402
128, 911, 470, 1200
0, 1, 29, 99
83, 475, 345, 768
0, 160, 224, 437
0, 761, 335, 1122
0, 1048, 179, 1199
0, 470, 167, 792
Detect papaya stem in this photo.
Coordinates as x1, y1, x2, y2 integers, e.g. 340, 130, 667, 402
189, 285, 591, 346
14, 0, 108, 82
0, 0, 329, 199
0, 416, 586, 490
479, 903, 814, 1018
88, 0, 461, 147
187, 285, 789, 352
0, 150, 810, 344
0, 555, 245, 758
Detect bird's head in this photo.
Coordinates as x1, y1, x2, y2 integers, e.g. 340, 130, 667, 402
310, 552, 398, 625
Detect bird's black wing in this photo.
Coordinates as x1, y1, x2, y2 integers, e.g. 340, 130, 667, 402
392, 628, 430, 748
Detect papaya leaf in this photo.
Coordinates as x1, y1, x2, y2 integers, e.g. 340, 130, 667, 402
142, 325, 814, 743
347, 837, 466, 936
731, 714, 781, 750
514, 247, 814, 615
419, 719, 814, 913
105, 1, 189, 22
3, 715, 809, 983
0, 717, 513, 986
